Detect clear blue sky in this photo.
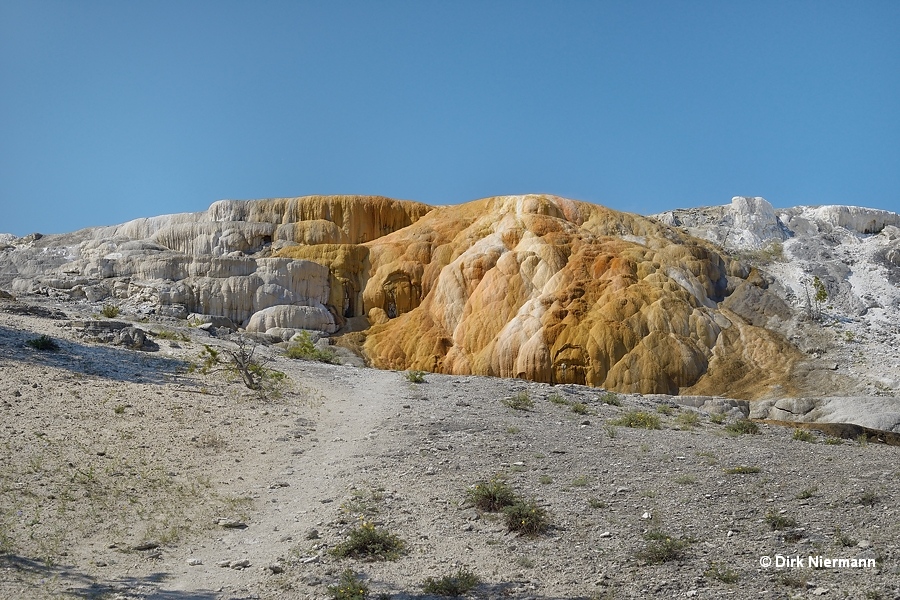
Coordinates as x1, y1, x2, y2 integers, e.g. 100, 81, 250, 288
2, 1, 898, 236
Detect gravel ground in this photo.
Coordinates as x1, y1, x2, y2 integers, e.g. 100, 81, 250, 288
1, 298, 898, 600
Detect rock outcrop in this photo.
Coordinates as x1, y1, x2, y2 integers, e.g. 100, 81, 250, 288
1, 196, 431, 332
4, 192, 898, 401
327, 195, 799, 398
751, 396, 900, 434
654, 196, 790, 250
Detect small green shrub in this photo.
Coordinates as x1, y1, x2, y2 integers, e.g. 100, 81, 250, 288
709, 412, 726, 424
340, 488, 385, 517
611, 410, 660, 430
724, 466, 760, 475
777, 572, 808, 589
676, 411, 700, 429
404, 370, 426, 383
468, 477, 517, 512
155, 329, 189, 342
502, 391, 534, 411
503, 499, 549, 536
571, 475, 589, 487
656, 404, 674, 416
570, 402, 593, 415
587, 497, 607, 509
824, 437, 844, 445
765, 510, 797, 530
858, 491, 879, 506
421, 568, 480, 596
795, 486, 818, 500
724, 419, 759, 435
635, 530, 691, 564
515, 556, 535, 568
792, 428, 816, 442
113, 404, 126, 415
696, 450, 717, 464
539, 475, 553, 485
674, 475, 696, 485
737, 240, 784, 265
598, 392, 622, 406
834, 528, 856, 547
603, 423, 618, 438
328, 569, 369, 600
547, 392, 569, 405
26, 335, 59, 351
101, 304, 120, 318
330, 521, 405, 561
286, 332, 338, 363
705, 562, 739, 584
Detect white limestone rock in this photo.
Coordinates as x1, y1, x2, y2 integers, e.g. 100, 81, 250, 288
751, 397, 900, 433
652, 196, 789, 250
246, 304, 337, 334
727, 196, 789, 248
806, 205, 900, 235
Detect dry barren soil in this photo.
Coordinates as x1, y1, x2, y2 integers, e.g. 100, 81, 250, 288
0, 300, 898, 600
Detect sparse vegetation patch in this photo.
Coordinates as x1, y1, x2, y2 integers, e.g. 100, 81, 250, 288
154, 329, 189, 342
199, 338, 288, 397
328, 569, 370, 600
765, 510, 797, 530
792, 428, 816, 442
285, 331, 338, 363
611, 410, 661, 429
858, 491, 879, 506
795, 486, 818, 500
706, 562, 739, 584
26, 334, 59, 351
724, 466, 761, 475
676, 411, 700, 429
101, 304, 120, 318
468, 477, 517, 512
598, 392, 622, 406
548, 391, 569, 405
404, 370, 426, 383
502, 391, 534, 411
330, 521, 405, 561
570, 402, 593, 415
725, 419, 759, 435
503, 498, 549, 536
635, 529, 692, 564
422, 568, 480, 596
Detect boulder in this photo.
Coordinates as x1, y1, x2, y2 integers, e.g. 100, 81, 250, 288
246, 305, 337, 334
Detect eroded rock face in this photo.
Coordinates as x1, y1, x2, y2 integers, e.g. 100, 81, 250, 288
654, 196, 790, 250
751, 397, 900, 433
332, 195, 798, 398
1, 196, 431, 330
8, 192, 876, 399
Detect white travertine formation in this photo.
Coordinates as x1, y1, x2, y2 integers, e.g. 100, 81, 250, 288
751, 397, 900, 433
245, 304, 337, 334
653, 196, 789, 249
2, 194, 898, 403
804, 205, 900, 235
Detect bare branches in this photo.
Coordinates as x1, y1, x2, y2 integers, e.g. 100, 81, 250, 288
198, 336, 286, 398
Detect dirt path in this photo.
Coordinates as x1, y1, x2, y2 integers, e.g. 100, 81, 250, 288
151, 362, 405, 598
